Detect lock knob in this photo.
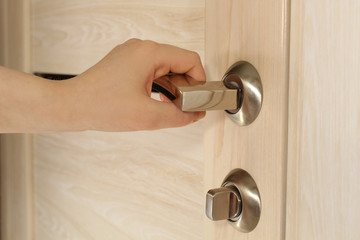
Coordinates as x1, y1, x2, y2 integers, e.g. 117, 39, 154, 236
206, 186, 242, 221
206, 168, 261, 233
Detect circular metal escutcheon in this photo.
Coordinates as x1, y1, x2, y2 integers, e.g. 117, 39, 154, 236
221, 168, 261, 233
222, 61, 263, 126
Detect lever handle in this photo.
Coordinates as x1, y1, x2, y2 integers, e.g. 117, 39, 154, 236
151, 61, 263, 126
152, 74, 239, 112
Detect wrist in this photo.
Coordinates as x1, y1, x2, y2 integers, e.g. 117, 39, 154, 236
21, 76, 80, 133
0, 67, 83, 133
45, 77, 87, 132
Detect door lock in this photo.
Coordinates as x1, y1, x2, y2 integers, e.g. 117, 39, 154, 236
206, 169, 261, 233
152, 61, 263, 126
206, 186, 242, 221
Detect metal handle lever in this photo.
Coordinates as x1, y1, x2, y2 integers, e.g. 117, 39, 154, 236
152, 61, 263, 126
152, 75, 239, 112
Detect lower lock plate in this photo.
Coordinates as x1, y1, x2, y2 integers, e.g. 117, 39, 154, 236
221, 168, 261, 232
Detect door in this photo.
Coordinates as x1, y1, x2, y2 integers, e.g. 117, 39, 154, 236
32, 1, 205, 239
32, 0, 205, 239
204, 1, 359, 239
1, 0, 359, 240
285, 1, 360, 239
204, 0, 289, 239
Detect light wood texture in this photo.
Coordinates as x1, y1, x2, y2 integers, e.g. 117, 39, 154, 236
34, 125, 204, 240
0, 134, 33, 240
0, 0, 31, 72
7, 0, 360, 239
204, 0, 290, 239
32, 0, 205, 239
32, 0, 205, 74
286, 1, 360, 239
0, 0, 33, 240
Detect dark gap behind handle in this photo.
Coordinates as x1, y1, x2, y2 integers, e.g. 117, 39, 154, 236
34, 72, 176, 100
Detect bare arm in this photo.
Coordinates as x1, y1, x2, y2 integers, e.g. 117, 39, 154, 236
0, 39, 205, 133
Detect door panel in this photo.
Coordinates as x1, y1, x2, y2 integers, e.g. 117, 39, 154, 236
286, 0, 360, 239
31, 0, 205, 239
204, 0, 290, 239
34, 129, 204, 239
3, 0, 359, 239
32, 0, 205, 74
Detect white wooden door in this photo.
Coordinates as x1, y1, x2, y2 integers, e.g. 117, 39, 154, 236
204, 0, 289, 239
205, 0, 360, 239
31, 1, 205, 239
1, 0, 359, 240
285, 0, 360, 239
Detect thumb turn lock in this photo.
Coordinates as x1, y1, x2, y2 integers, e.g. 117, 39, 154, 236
206, 169, 261, 233
152, 61, 263, 126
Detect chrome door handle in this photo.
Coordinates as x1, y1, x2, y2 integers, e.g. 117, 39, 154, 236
206, 169, 261, 233
153, 76, 239, 112
152, 61, 263, 126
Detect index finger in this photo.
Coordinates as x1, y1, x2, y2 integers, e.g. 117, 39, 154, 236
152, 44, 206, 82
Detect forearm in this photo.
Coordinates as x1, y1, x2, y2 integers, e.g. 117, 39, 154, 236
0, 40, 205, 133
0, 66, 76, 133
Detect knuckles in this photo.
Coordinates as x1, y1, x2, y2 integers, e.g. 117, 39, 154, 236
123, 38, 160, 50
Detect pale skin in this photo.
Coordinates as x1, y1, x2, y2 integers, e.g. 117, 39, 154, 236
0, 39, 206, 133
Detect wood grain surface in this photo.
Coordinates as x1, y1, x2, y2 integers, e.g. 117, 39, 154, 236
0, 0, 31, 72
32, 0, 205, 239
16, 0, 360, 239
0, 0, 33, 239
0, 134, 33, 240
204, 0, 290, 239
34, 125, 204, 240
286, 1, 360, 239
32, 0, 205, 74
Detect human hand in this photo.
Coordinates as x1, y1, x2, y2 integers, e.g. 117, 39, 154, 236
0, 39, 206, 133
62, 39, 206, 131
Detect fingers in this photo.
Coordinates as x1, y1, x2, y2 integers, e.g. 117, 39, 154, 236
152, 43, 206, 82
148, 43, 206, 129
146, 98, 205, 129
